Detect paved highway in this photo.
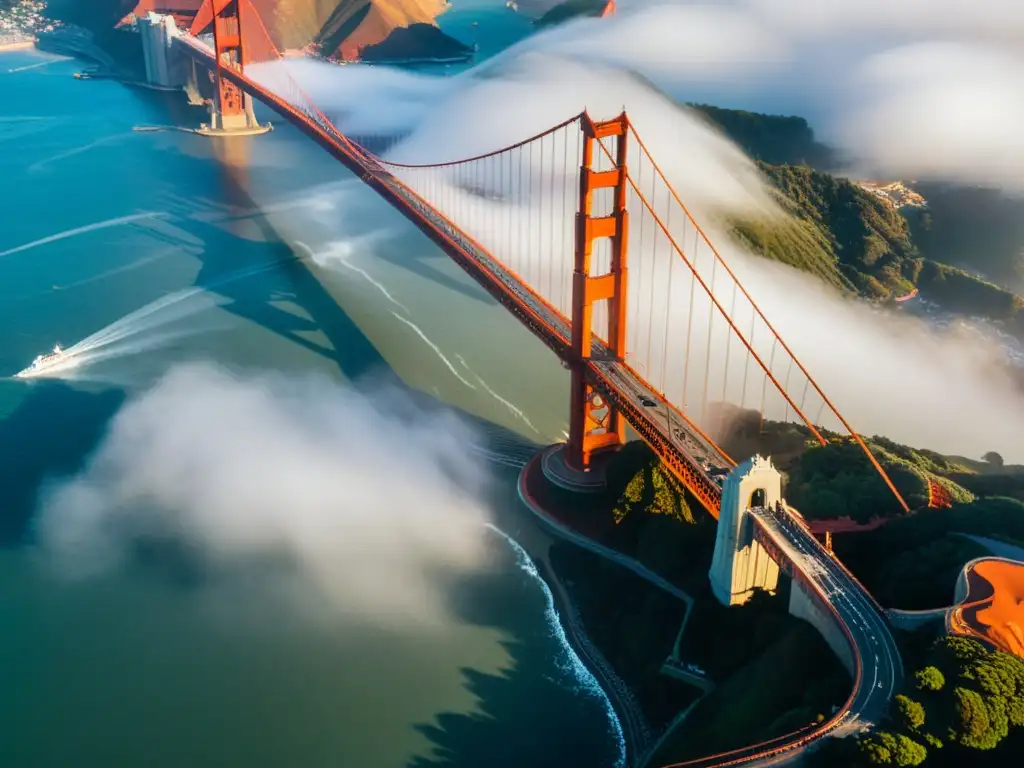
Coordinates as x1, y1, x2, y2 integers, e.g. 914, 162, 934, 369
753, 505, 903, 733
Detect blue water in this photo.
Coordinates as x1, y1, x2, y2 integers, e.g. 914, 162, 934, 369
0, 27, 621, 768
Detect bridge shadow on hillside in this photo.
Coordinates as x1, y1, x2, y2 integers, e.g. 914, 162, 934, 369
408, 553, 619, 768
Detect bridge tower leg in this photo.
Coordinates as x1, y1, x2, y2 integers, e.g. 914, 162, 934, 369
543, 114, 630, 491
196, 0, 270, 137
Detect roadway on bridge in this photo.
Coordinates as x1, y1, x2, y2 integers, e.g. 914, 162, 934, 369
753, 506, 903, 733
174, 31, 902, 768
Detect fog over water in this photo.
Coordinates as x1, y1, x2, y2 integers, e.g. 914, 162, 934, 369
0, 38, 625, 766
35, 363, 494, 629
243, 0, 1024, 461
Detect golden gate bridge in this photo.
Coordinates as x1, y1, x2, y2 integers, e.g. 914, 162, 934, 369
169, 1, 912, 764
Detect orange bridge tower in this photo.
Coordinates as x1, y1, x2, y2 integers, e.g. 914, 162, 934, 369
542, 114, 630, 492
191, 0, 270, 136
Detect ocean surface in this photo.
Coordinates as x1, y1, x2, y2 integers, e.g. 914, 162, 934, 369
0, 7, 623, 766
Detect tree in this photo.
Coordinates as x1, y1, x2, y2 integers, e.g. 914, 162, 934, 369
952, 686, 1005, 750
983, 451, 1005, 469
915, 666, 945, 692
858, 732, 927, 766
894, 694, 926, 730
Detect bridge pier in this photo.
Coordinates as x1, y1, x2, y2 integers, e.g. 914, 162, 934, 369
195, 0, 271, 137
139, 9, 271, 137
541, 442, 612, 493
195, 93, 270, 137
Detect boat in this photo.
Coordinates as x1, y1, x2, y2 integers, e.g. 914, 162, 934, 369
15, 344, 77, 379
506, 0, 518, 10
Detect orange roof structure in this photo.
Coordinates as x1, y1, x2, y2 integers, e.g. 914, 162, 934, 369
953, 558, 1024, 658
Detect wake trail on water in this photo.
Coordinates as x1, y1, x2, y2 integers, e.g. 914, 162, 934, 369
9, 247, 182, 304
485, 523, 627, 768
28, 132, 135, 173
6, 59, 60, 73
456, 354, 541, 436
18, 259, 291, 380
0, 213, 165, 259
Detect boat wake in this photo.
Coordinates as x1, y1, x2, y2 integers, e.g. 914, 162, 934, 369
12, 259, 291, 381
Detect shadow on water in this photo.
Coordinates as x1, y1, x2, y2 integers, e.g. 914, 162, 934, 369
369, 229, 496, 308
408, 547, 619, 768
170, 143, 398, 383
0, 382, 125, 546
0, 119, 621, 763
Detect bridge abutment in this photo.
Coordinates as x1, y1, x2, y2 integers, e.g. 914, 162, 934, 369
137, 12, 190, 88
708, 455, 782, 605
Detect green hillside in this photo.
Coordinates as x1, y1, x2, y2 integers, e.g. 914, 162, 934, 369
733, 163, 922, 298
691, 104, 835, 169
696, 106, 1024, 330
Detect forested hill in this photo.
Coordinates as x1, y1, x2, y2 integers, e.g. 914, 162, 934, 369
690, 104, 835, 169
695, 104, 1024, 333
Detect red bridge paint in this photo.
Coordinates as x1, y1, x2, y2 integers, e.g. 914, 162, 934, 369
174, 7, 905, 764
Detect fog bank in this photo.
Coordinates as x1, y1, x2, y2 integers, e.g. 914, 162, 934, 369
246, 0, 1024, 462
35, 363, 493, 628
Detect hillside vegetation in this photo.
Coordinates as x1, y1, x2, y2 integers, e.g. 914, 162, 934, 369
714, 409, 978, 524
907, 183, 1024, 293
695, 106, 1024, 331
735, 163, 922, 298
812, 637, 1024, 767
691, 104, 835, 169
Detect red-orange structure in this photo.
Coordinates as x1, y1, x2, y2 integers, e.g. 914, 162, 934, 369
568, 114, 630, 472
172, 11, 921, 762
190, 0, 247, 121
173, 2, 910, 520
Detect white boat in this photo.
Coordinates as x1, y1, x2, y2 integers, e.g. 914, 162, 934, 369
506, 0, 518, 10
15, 344, 77, 379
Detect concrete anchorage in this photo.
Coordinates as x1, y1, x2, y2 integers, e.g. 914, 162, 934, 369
708, 455, 782, 606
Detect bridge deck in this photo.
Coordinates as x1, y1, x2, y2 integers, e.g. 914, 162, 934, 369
176, 34, 729, 513
175, 33, 901, 767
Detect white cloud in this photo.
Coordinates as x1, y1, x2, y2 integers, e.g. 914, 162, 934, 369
248, 0, 1024, 462
35, 363, 493, 628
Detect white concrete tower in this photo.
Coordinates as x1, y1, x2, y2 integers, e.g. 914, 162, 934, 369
708, 455, 783, 606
